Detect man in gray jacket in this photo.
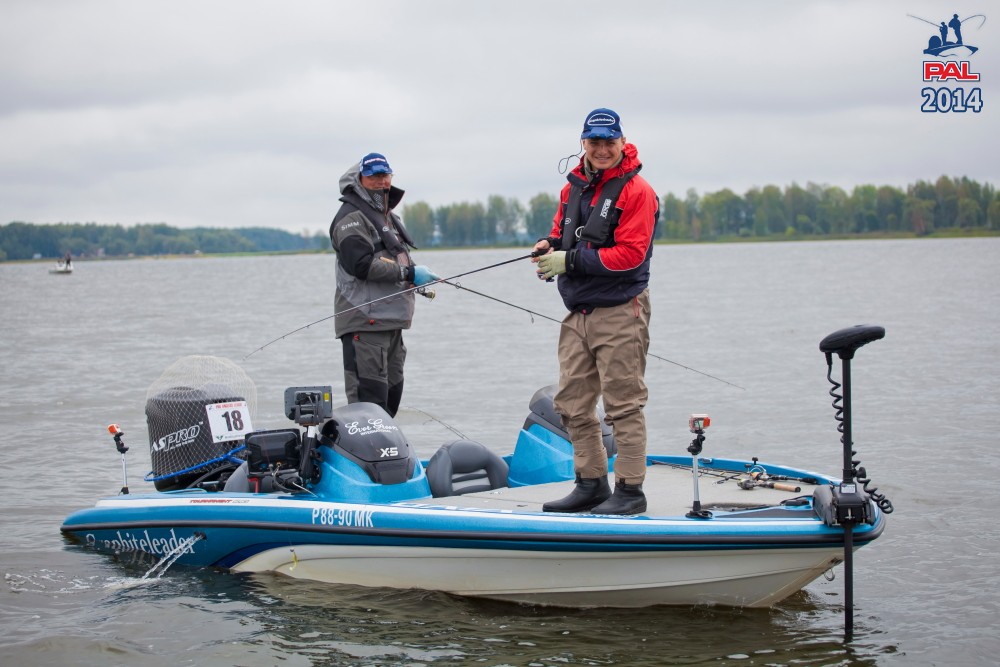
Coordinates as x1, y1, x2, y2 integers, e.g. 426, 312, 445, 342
329, 152, 438, 416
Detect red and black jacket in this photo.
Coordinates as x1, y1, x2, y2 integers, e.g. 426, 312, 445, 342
545, 143, 659, 313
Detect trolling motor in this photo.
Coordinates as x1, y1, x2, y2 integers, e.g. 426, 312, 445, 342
817, 324, 893, 640
686, 414, 713, 519
107, 424, 130, 495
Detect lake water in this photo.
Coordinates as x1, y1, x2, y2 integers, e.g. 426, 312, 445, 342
1, 238, 998, 666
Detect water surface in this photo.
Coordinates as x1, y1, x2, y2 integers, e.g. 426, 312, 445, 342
2, 238, 998, 666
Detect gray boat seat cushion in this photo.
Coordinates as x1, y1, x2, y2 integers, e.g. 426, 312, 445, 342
426, 439, 509, 497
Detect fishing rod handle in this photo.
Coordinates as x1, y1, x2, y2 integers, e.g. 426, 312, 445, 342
769, 482, 802, 493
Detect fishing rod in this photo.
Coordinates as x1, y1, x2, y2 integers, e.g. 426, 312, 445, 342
443, 279, 746, 390
651, 459, 819, 487
908, 13, 987, 29
244, 253, 536, 359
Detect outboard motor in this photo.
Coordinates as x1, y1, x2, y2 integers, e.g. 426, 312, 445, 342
320, 402, 417, 485
144, 357, 257, 491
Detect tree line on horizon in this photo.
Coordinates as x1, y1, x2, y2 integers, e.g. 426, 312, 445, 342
2, 175, 996, 262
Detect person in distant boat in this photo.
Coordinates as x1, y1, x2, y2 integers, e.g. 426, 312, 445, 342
532, 108, 659, 516
939, 22, 949, 45
329, 152, 438, 417
949, 14, 963, 44
64, 252, 72, 267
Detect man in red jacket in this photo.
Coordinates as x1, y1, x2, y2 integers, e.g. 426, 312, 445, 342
533, 108, 659, 515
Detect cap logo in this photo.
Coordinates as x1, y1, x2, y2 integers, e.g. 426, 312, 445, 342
587, 112, 617, 127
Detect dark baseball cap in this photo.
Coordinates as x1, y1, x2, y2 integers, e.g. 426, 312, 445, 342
580, 108, 623, 140
360, 152, 393, 176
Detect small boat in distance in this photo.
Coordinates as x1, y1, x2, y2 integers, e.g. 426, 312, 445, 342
49, 262, 73, 274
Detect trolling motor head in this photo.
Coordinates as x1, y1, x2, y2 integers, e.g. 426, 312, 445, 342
819, 324, 885, 362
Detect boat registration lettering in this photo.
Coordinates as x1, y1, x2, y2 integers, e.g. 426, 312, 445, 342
312, 507, 374, 527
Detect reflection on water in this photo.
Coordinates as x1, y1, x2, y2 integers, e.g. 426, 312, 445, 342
13, 563, 892, 667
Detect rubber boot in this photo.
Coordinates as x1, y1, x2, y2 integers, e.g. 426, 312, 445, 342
542, 475, 612, 513
591, 479, 647, 515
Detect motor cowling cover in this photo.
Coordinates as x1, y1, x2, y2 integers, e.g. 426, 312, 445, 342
146, 383, 244, 491
322, 402, 416, 484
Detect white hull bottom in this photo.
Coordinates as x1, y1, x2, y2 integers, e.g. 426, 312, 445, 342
232, 545, 843, 608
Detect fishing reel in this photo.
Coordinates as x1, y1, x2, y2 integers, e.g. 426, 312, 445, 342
735, 459, 802, 493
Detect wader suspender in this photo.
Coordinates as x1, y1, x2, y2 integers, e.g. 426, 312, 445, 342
560, 168, 640, 250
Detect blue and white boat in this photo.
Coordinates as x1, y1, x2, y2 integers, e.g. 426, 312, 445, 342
61, 326, 891, 612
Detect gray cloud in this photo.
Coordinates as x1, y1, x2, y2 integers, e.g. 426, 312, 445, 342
1, 0, 995, 232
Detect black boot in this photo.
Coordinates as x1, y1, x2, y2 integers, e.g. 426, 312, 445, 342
542, 475, 611, 513
591, 479, 647, 515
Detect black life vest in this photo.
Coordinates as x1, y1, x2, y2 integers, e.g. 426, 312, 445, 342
560, 166, 640, 250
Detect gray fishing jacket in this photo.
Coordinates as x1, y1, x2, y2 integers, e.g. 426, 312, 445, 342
329, 163, 416, 337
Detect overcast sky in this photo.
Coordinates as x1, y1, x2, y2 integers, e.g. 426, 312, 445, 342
1, 1, 996, 234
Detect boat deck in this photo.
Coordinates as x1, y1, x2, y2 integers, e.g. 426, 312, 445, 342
434, 463, 821, 517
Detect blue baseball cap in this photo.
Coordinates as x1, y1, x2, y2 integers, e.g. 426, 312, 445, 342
360, 152, 393, 176
580, 108, 623, 140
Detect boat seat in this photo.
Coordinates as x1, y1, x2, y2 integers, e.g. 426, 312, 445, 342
426, 440, 509, 498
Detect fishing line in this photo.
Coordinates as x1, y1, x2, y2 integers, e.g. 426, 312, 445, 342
444, 280, 746, 390
405, 404, 470, 440
244, 253, 536, 359
442, 279, 559, 325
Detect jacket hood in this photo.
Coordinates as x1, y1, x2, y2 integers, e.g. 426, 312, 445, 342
338, 162, 405, 210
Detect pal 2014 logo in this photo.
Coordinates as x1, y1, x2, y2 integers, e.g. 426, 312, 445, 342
909, 12, 986, 113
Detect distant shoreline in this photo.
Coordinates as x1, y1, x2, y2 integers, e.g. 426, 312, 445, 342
9, 228, 998, 265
